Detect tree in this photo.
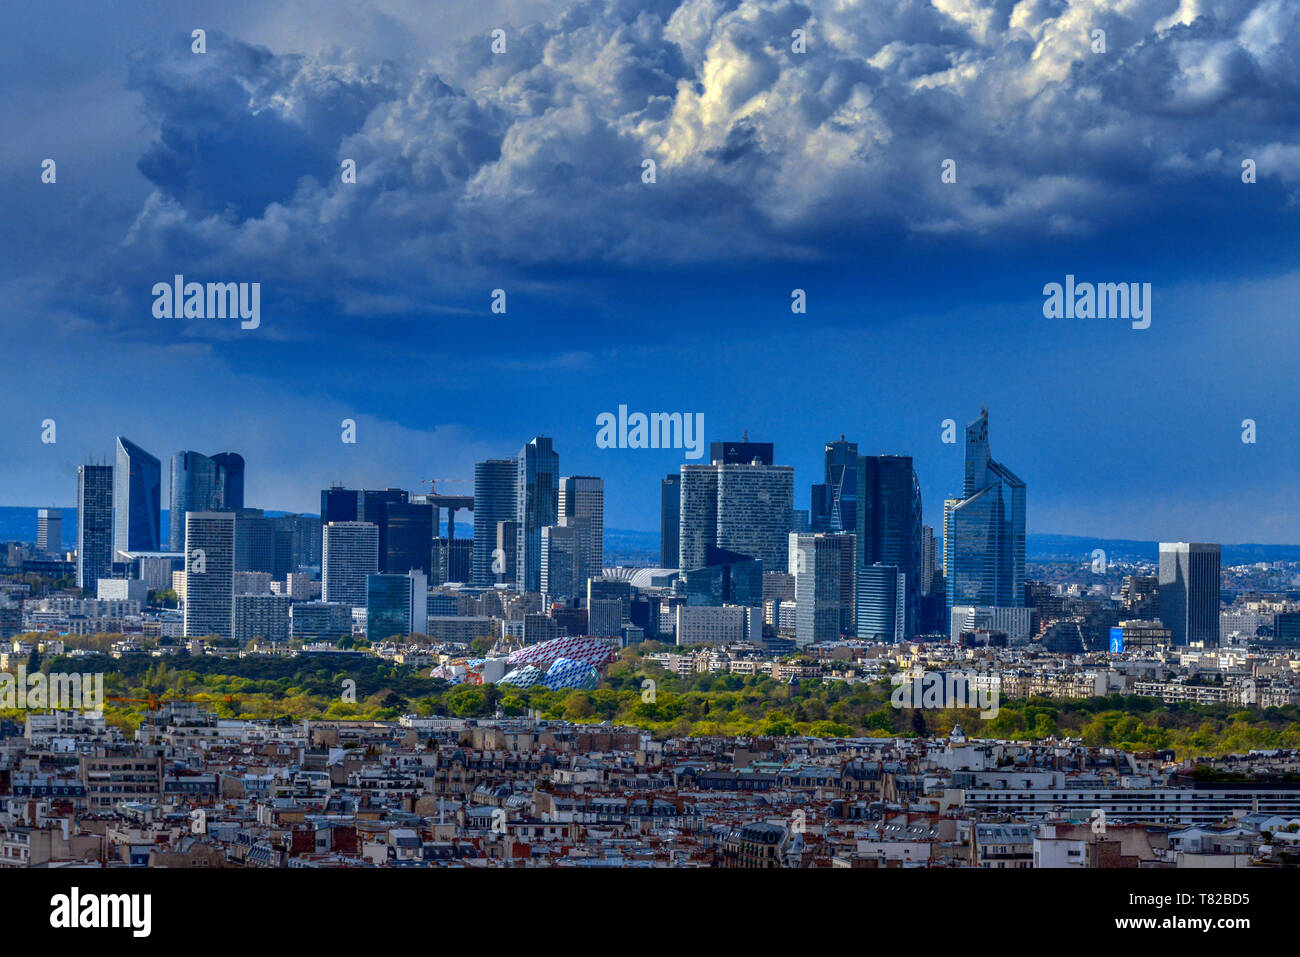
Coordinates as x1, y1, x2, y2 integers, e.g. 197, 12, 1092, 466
911, 709, 927, 738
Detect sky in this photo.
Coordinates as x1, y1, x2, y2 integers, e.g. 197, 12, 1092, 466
3, 0, 1300, 540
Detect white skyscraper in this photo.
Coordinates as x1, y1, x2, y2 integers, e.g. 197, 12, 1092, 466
184, 511, 235, 641
789, 532, 855, 646
323, 522, 379, 606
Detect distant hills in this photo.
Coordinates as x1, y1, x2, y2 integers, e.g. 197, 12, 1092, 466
5, 506, 1299, 567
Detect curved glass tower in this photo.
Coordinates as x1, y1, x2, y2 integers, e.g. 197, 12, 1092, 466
170, 451, 223, 552
114, 436, 161, 554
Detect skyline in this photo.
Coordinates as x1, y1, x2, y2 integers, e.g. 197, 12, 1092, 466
5, 0, 1300, 540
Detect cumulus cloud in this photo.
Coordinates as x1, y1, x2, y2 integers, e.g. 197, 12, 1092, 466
23, 0, 1297, 341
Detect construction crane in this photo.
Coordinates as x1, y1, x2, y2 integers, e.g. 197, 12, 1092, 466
106, 692, 170, 711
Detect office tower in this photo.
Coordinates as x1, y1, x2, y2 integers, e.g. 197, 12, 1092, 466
856, 564, 906, 643
559, 475, 604, 574
473, 459, 517, 585
359, 488, 408, 572
385, 502, 434, 577
210, 452, 244, 509
233, 594, 291, 645
170, 452, 222, 552
113, 436, 161, 554
857, 454, 923, 634
37, 508, 62, 557
825, 436, 858, 533
588, 599, 623, 638
1159, 542, 1221, 647
679, 456, 795, 572
679, 545, 763, 607
541, 523, 587, 603
432, 537, 472, 584
321, 486, 362, 525
271, 513, 321, 571
943, 408, 1026, 611
516, 437, 559, 593
233, 508, 277, 574
495, 521, 519, 585
183, 511, 235, 641
709, 439, 774, 465
366, 570, 428, 640
660, 474, 681, 568
76, 465, 113, 588
322, 522, 379, 606
290, 602, 353, 643
810, 483, 832, 533
1122, 574, 1161, 618
920, 524, 937, 596
789, 532, 856, 646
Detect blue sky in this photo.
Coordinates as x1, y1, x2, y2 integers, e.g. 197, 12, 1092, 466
3, 0, 1300, 539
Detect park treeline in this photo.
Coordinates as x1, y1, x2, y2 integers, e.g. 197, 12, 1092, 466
11, 646, 1300, 760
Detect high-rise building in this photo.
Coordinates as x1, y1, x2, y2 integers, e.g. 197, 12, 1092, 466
385, 502, 434, 577
473, 459, 517, 586
183, 511, 235, 642
495, 521, 519, 585
366, 570, 428, 640
678, 545, 763, 607
76, 465, 113, 589
920, 525, 938, 597
170, 452, 223, 552
114, 437, 161, 554
824, 437, 858, 533
359, 488, 408, 573
210, 452, 245, 509
233, 594, 291, 645
660, 474, 681, 568
321, 486, 361, 524
432, 537, 472, 584
541, 522, 588, 603
943, 409, 1025, 612
559, 475, 604, 574
322, 522, 379, 606
790, 532, 855, 646
1159, 542, 1221, 647
679, 454, 794, 572
516, 437, 559, 593
857, 455, 923, 634
290, 602, 353, 643
856, 564, 906, 643
709, 440, 774, 465
37, 508, 63, 557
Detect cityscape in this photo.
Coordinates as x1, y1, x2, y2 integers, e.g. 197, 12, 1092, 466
4, 0, 1297, 934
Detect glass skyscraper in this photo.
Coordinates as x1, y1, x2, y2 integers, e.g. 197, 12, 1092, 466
660, 474, 681, 568
516, 437, 559, 593
679, 457, 794, 572
943, 408, 1026, 611
183, 511, 235, 641
1158, 542, 1221, 647
825, 437, 858, 533
170, 451, 224, 552
77, 464, 113, 588
114, 436, 161, 554
210, 452, 245, 509
857, 454, 922, 635
473, 459, 517, 586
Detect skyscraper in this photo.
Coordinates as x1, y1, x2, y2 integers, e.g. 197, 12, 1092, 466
183, 511, 235, 641
366, 570, 428, 640
322, 522, 379, 606
856, 564, 907, 642
37, 508, 62, 557
660, 474, 681, 568
210, 452, 245, 509
76, 465, 113, 588
857, 454, 923, 635
825, 436, 858, 533
1158, 542, 1221, 647
473, 459, 517, 586
943, 409, 1026, 611
541, 522, 588, 603
360, 488, 408, 573
789, 532, 856, 645
170, 451, 223, 552
321, 486, 362, 524
516, 437, 559, 593
559, 475, 604, 574
385, 501, 434, 577
679, 454, 794, 572
114, 436, 161, 554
